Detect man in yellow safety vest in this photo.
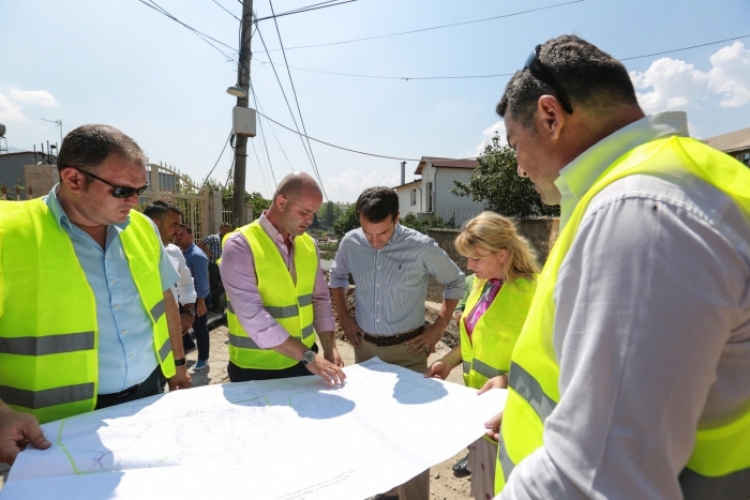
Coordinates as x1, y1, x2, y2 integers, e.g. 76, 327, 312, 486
220, 172, 345, 385
493, 35, 750, 499
0, 124, 192, 464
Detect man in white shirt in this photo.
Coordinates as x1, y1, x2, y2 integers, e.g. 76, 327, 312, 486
145, 200, 198, 334
492, 35, 750, 500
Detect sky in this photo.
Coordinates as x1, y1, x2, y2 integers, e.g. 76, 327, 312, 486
1, 0, 749, 202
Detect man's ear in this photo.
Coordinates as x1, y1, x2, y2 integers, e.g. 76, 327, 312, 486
536, 95, 567, 141
275, 194, 287, 211
394, 213, 400, 225
59, 168, 87, 194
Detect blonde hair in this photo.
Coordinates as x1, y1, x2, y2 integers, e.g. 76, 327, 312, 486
454, 212, 540, 283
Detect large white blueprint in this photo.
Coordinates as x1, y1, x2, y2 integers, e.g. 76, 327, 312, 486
1, 358, 506, 500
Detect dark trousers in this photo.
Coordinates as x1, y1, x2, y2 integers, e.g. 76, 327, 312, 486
208, 262, 224, 308
227, 344, 318, 382
183, 298, 210, 362
95, 366, 166, 410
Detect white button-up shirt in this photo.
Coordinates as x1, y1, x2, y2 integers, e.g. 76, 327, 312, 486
500, 111, 750, 499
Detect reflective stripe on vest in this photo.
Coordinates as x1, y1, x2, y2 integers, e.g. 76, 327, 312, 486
495, 137, 750, 497
225, 221, 318, 370
0, 201, 174, 424
459, 277, 537, 390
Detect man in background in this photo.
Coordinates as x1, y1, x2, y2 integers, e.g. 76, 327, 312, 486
145, 200, 198, 335
198, 222, 231, 313
176, 224, 211, 371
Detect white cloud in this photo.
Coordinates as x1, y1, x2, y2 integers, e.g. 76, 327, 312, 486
630, 41, 750, 114
9, 88, 59, 107
0, 93, 26, 122
474, 119, 507, 155
708, 41, 750, 108
325, 168, 400, 202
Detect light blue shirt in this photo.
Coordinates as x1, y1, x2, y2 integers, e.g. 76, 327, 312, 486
44, 186, 179, 394
330, 224, 465, 335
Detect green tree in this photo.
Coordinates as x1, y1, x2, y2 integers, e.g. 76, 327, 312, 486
451, 134, 559, 218
317, 201, 342, 228
245, 191, 271, 220
333, 204, 360, 238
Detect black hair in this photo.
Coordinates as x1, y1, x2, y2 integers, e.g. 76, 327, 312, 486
497, 35, 640, 128
356, 186, 399, 223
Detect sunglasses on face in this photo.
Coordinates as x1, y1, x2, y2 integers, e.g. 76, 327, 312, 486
70, 167, 150, 199
524, 44, 574, 114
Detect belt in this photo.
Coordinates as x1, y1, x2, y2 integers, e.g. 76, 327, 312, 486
361, 325, 424, 347
99, 366, 159, 400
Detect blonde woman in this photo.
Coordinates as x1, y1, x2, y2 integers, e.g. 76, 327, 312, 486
425, 211, 539, 500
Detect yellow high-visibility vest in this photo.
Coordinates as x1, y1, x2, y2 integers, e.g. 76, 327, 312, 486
460, 276, 536, 390
495, 136, 750, 497
226, 221, 317, 370
0, 199, 174, 424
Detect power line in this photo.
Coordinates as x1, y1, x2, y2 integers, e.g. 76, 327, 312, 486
254, 102, 279, 186
255, 0, 358, 22
250, 87, 283, 182
201, 130, 233, 187
135, 0, 238, 61
255, 58, 512, 80
256, 110, 422, 161
254, 32, 750, 81
210, 0, 241, 21
268, 0, 328, 201
263, 0, 583, 52
619, 34, 750, 61
254, 19, 320, 181
252, 86, 296, 173
250, 137, 273, 193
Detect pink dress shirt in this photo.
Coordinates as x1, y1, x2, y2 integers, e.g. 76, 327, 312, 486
219, 213, 336, 349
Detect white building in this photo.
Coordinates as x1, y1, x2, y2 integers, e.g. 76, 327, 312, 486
393, 156, 485, 227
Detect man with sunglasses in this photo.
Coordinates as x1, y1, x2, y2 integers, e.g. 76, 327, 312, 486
492, 36, 750, 500
0, 124, 192, 463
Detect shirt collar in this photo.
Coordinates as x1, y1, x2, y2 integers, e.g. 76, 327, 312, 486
259, 211, 294, 247
43, 183, 131, 232
44, 184, 68, 230
554, 111, 689, 230
386, 223, 403, 247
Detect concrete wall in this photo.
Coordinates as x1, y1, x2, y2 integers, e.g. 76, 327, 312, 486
24, 165, 59, 198
424, 217, 560, 302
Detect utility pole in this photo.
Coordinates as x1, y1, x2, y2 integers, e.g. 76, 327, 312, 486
232, 0, 254, 229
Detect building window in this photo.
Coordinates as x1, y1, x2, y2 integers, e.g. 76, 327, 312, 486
426, 182, 433, 212
410, 188, 416, 206
743, 152, 750, 167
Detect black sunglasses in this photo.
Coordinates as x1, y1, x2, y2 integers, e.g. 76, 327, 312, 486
72, 167, 150, 199
524, 45, 574, 114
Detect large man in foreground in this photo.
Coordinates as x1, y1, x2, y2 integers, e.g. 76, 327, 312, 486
494, 36, 750, 499
0, 125, 191, 464
330, 186, 465, 500
220, 172, 345, 385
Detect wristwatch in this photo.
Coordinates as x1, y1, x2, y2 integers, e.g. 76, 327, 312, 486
184, 308, 196, 316
301, 350, 316, 365
174, 357, 186, 367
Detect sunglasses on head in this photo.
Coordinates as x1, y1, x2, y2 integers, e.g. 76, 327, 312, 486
71, 167, 150, 199
524, 44, 574, 114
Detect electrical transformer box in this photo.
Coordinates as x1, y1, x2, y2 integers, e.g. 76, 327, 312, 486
233, 106, 257, 137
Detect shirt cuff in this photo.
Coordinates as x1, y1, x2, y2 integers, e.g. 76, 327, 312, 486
314, 317, 336, 334
328, 276, 350, 289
